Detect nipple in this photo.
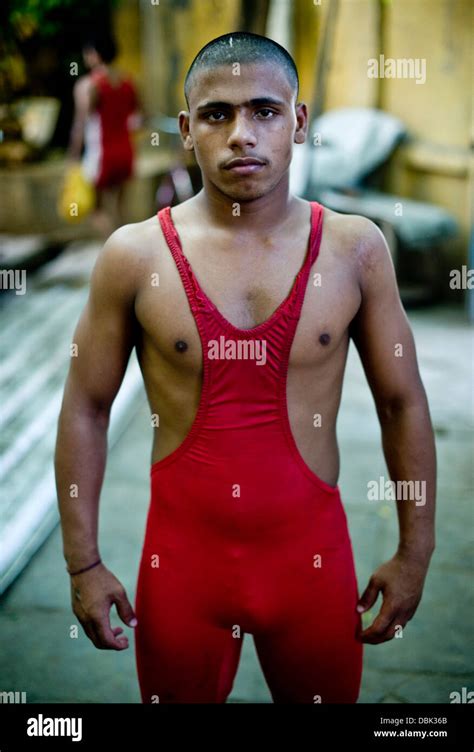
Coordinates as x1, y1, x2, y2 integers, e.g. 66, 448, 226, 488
319, 333, 331, 346
175, 339, 188, 353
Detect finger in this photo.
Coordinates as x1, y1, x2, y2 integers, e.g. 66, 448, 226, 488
364, 616, 407, 645
360, 604, 400, 644
113, 590, 138, 628
91, 611, 129, 650
360, 596, 397, 638
81, 618, 102, 649
86, 616, 123, 650
386, 618, 407, 642
357, 577, 381, 613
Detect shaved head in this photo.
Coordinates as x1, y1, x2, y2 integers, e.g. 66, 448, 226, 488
184, 32, 299, 108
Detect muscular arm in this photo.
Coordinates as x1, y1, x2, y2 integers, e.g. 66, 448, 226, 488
54, 231, 139, 648
349, 218, 436, 643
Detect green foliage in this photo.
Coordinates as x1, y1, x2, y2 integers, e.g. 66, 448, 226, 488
7, 0, 119, 41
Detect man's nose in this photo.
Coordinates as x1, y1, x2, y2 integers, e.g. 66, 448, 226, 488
226, 114, 257, 148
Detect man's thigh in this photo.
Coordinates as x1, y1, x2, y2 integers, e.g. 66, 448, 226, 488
253, 544, 363, 704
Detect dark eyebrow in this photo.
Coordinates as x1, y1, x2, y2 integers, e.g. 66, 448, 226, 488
196, 97, 286, 112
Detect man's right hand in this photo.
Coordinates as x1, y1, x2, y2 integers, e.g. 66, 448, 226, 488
70, 563, 138, 650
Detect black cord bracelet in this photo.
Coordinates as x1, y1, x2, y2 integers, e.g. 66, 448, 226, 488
67, 558, 102, 576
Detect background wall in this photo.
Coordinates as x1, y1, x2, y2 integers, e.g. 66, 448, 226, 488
113, 0, 471, 260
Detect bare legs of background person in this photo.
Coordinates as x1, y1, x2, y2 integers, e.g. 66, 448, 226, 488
90, 182, 128, 239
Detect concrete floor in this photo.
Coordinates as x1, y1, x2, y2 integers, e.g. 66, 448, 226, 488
0, 303, 472, 703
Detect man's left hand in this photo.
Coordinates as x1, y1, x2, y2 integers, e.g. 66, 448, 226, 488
356, 551, 430, 644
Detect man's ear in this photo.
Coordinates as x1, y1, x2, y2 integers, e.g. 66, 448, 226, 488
178, 111, 194, 151
294, 102, 308, 144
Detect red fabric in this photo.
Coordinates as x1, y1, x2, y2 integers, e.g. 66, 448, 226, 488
134, 201, 363, 703
91, 70, 136, 188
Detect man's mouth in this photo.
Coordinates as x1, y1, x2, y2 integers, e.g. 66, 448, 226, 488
223, 157, 266, 175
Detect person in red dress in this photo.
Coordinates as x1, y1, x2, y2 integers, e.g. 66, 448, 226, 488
68, 31, 143, 237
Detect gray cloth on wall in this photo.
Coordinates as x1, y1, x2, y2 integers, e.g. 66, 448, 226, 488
306, 107, 407, 191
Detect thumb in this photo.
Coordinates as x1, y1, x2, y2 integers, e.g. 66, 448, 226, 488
113, 590, 138, 628
357, 576, 381, 613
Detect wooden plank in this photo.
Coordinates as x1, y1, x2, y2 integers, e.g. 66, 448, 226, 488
1, 243, 146, 593
0, 354, 144, 593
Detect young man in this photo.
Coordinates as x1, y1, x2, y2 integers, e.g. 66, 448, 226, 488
55, 32, 436, 703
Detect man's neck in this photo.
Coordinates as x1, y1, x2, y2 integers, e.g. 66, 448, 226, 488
195, 174, 299, 233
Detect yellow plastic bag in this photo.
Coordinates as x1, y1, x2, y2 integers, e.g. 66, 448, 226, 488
57, 163, 96, 223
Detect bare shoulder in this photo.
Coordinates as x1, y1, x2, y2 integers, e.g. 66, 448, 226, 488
110, 195, 199, 265
107, 215, 165, 256
321, 206, 393, 285
90, 215, 167, 299
322, 206, 387, 254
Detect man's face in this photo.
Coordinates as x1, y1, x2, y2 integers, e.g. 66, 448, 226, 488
180, 62, 307, 202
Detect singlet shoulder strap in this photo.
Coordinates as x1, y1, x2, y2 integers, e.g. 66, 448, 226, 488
158, 201, 325, 321
285, 201, 324, 321
308, 201, 324, 266
157, 205, 209, 314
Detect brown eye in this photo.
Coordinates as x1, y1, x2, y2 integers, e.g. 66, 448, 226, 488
207, 112, 226, 122
257, 109, 276, 118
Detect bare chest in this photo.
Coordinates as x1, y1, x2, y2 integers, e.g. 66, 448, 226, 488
134, 232, 361, 372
